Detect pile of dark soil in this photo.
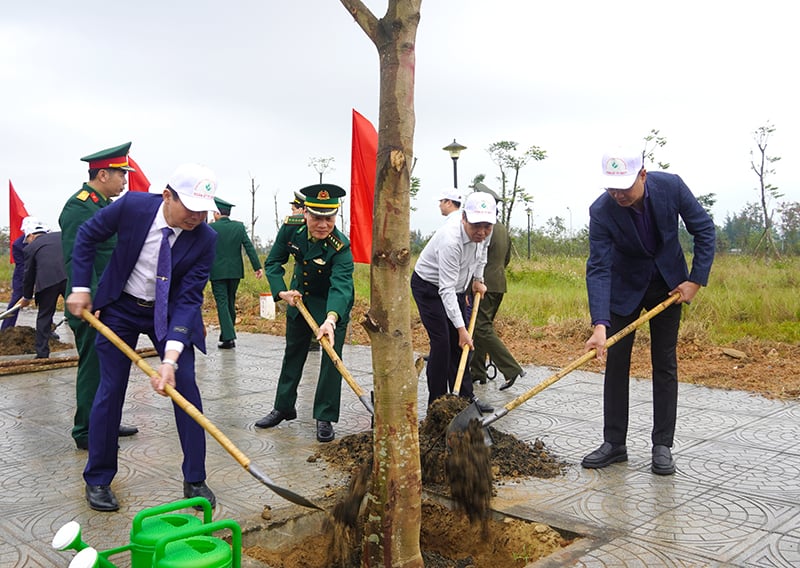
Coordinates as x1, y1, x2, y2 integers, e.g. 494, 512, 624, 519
249, 399, 571, 567
0, 325, 72, 356
319, 396, 566, 490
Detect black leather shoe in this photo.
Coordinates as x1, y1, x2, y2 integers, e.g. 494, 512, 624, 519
183, 480, 216, 509
468, 397, 494, 414
119, 424, 138, 437
85, 484, 119, 512
499, 369, 526, 391
218, 340, 236, 349
255, 408, 297, 428
75, 438, 88, 450
316, 420, 335, 442
581, 442, 628, 469
652, 445, 676, 475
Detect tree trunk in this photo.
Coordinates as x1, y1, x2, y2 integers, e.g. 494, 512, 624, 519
339, 1, 423, 566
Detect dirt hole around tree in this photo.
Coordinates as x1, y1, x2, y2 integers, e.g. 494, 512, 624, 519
243, 397, 581, 567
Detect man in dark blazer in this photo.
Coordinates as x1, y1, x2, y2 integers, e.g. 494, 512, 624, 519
255, 184, 354, 443
582, 148, 715, 476
66, 163, 219, 512
20, 223, 67, 358
208, 196, 263, 349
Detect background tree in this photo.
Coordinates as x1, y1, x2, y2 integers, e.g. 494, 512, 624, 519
643, 128, 670, 170
486, 141, 546, 226
750, 122, 783, 257
777, 201, 800, 255
339, 1, 423, 566
249, 176, 260, 242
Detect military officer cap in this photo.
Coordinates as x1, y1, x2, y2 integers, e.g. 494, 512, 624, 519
300, 183, 346, 217
214, 196, 234, 215
81, 142, 136, 171
290, 190, 305, 207
474, 181, 503, 203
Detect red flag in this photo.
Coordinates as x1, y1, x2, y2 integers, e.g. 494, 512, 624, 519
349, 109, 378, 264
127, 156, 151, 192
8, 180, 29, 263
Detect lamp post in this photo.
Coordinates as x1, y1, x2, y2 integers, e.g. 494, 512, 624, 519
442, 139, 467, 189
526, 207, 532, 260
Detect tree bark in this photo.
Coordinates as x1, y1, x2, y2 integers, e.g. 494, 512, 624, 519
339, 1, 423, 566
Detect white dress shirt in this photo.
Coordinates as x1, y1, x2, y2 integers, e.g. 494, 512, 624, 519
413, 217, 487, 329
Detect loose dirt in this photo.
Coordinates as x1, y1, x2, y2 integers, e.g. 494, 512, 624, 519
247, 396, 571, 568
0, 324, 73, 356
222, 295, 800, 401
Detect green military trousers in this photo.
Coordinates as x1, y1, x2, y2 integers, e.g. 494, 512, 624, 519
273, 308, 346, 423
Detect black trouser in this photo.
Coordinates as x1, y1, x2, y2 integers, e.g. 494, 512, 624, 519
603, 279, 682, 447
33, 281, 66, 358
411, 272, 474, 405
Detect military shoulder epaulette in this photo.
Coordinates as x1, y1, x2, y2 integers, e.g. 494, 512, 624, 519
76, 190, 91, 201
326, 233, 344, 251
284, 215, 306, 226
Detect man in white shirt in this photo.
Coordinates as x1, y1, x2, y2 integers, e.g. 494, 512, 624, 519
438, 188, 462, 218
411, 192, 496, 412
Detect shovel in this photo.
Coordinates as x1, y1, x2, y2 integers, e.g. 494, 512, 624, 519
82, 309, 323, 511
447, 292, 681, 441
295, 299, 374, 416
0, 299, 24, 321
452, 292, 481, 396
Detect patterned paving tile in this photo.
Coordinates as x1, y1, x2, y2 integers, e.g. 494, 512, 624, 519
3, 327, 800, 567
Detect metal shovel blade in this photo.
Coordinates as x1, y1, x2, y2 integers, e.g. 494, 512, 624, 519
446, 401, 493, 447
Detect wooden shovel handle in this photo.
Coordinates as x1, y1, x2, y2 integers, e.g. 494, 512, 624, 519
503, 292, 681, 414
81, 309, 251, 468
294, 299, 366, 397
453, 291, 481, 396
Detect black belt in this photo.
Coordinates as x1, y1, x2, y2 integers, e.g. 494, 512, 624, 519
122, 292, 155, 308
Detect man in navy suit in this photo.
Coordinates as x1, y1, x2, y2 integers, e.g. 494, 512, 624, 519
582, 148, 715, 476
66, 163, 219, 512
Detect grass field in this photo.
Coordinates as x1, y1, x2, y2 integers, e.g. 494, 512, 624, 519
3, 252, 797, 347
233, 253, 800, 346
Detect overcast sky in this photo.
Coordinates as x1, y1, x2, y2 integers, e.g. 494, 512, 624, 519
2, 1, 798, 244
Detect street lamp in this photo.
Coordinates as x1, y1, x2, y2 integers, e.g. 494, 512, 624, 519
442, 139, 467, 189
526, 207, 532, 260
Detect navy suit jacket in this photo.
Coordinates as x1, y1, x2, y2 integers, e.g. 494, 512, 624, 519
586, 171, 715, 323
71, 192, 217, 352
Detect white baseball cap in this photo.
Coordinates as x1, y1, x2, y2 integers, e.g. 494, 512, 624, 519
167, 163, 219, 212
600, 149, 644, 190
24, 219, 50, 236
438, 188, 463, 203
463, 192, 497, 224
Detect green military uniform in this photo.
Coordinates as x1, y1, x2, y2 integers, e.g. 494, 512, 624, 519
264, 186, 354, 423
208, 197, 262, 343
59, 143, 133, 446
469, 185, 524, 385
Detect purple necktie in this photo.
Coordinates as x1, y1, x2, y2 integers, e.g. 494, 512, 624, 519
155, 227, 173, 340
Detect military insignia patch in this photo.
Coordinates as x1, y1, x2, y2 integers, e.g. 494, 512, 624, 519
326, 234, 344, 251
76, 190, 90, 201
284, 215, 306, 225
313, 258, 327, 265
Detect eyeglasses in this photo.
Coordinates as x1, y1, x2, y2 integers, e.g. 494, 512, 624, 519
605, 186, 634, 194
